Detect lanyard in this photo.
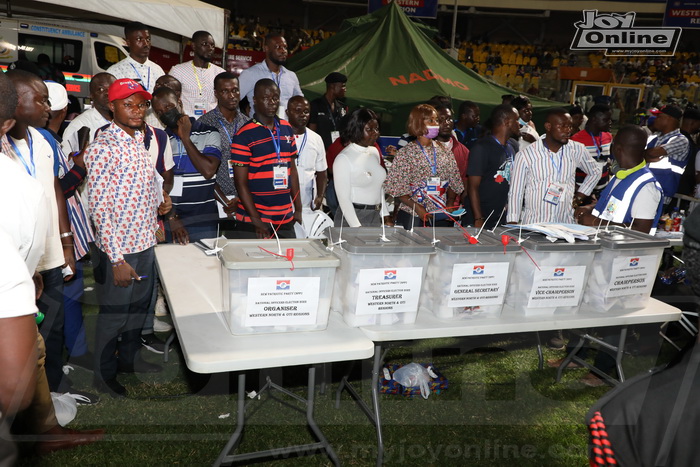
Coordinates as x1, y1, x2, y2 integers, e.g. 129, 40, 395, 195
271, 69, 282, 88
491, 136, 514, 160
326, 99, 337, 130
9, 131, 35, 178
268, 121, 282, 164
297, 131, 308, 155
417, 141, 437, 176
175, 138, 185, 171
542, 139, 563, 179
129, 63, 150, 91
192, 61, 207, 96
587, 131, 602, 159
218, 118, 239, 147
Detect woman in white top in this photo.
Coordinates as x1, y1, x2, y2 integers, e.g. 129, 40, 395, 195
512, 96, 540, 151
333, 108, 393, 227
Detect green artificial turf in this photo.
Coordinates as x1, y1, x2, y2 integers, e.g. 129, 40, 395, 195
18, 314, 689, 467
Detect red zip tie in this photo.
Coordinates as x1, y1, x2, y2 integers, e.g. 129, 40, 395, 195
502, 234, 540, 270
258, 246, 296, 270
428, 205, 478, 244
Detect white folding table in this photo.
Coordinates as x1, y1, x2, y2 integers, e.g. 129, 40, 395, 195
155, 244, 374, 466
336, 302, 682, 466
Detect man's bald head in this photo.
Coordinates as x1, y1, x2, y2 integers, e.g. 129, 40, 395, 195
613, 124, 647, 166
287, 95, 307, 109
254, 78, 278, 97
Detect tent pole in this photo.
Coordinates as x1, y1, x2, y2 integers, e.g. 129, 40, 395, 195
6, 0, 11, 18
449, 0, 458, 50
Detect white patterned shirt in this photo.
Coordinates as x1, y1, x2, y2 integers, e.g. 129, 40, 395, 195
85, 123, 158, 262
169, 60, 226, 117
106, 56, 164, 94
507, 138, 601, 224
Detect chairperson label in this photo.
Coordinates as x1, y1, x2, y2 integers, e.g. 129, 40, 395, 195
448, 262, 511, 307
605, 254, 658, 298
245, 277, 320, 327
528, 266, 587, 308
356, 267, 423, 315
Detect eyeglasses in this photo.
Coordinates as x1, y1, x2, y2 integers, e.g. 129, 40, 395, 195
121, 102, 150, 110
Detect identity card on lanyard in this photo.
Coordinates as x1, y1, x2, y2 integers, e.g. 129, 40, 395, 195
543, 142, 565, 206
419, 142, 440, 195
269, 122, 288, 190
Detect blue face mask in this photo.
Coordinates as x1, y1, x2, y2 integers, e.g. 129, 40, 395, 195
425, 125, 440, 139
518, 118, 527, 126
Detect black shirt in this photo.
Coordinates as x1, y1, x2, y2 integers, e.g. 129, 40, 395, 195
309, 96, 347, 148
466, 135, 517, 229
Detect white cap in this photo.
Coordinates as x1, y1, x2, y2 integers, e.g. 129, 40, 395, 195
45, 81, 69, 111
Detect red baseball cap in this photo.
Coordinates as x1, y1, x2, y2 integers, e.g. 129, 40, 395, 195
108, 78, 152, 102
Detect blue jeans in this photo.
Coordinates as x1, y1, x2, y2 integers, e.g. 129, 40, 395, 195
92, 246, 155, 382
63, 259, 88, 357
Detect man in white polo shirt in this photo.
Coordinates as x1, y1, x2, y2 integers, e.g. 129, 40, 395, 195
169, 30, 226, 117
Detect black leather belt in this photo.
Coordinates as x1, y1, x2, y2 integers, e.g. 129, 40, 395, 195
353, 203, 381, 211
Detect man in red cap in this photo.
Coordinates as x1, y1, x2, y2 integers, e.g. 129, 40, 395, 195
85, 78, 164, 396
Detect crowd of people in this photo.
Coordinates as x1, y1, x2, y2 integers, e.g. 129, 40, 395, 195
2, 18, 700, 463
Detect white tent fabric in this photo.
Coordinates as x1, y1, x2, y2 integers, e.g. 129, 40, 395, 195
32, 0, 227, 46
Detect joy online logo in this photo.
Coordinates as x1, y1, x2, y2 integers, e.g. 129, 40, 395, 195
384, 270, 397, 280
276, 280, 291, 290
570, 10, 681, 56
473, 265, 485, 275
554, 268, 565, 277
629, 257, 639, 267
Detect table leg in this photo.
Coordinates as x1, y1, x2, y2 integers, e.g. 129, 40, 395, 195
535, 331, 544, 370
614, 327, 628, 383
370, 344, 384, 467
305, 367, 341, 466
555, 335, 586, 383
163, 332, 176, 363
214, 373, 246, 466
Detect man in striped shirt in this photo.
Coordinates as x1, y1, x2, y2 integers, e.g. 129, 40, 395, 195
151, 86, 221, 244
232, 78, 302, 238
507, 108, 601, 225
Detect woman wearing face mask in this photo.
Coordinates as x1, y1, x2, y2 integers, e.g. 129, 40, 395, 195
332, 108, 393, 227
385, 104, 464, 229
511, 96, 540, 151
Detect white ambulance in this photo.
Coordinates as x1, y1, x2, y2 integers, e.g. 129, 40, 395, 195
0, 16, 128, 103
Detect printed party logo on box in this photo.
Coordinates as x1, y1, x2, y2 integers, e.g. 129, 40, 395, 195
473, 265, 485, 275
384, 270, 397, 280
276, 279, 291, 290
629, 257, 639, 267
553, 268, 565, 277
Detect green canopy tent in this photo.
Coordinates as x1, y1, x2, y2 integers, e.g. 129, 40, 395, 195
286, 1, 563, 135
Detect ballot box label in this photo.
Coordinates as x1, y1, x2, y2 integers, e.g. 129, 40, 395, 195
356, 267, 423, 315
448, 262, 510, 307
528, 265, 586, 308
605, 254, 658, 298
245, 277, 320, 326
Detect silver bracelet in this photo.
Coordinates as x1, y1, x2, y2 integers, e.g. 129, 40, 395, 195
60, 232, 74, 238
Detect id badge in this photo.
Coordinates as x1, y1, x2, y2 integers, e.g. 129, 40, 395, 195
330, 131, 340, 143
426, 176, 440, 195
601, 196, 621, 220
193, 101, 206, 116
228, 159, 235, 178
273, 165, 288, 189
543, 181, 565, 205
171, 175, 184, 197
